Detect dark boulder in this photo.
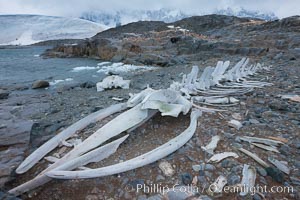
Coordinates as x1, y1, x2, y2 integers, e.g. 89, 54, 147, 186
0, 89, 9, 99
32, 80, 50, 89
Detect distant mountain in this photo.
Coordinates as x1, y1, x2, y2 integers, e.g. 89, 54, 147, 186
0, 15, 107, 45
214, 7, 278, 21
80, 8, 278, 27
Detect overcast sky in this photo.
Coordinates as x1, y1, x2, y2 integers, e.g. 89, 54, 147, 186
0, 0, 299, 18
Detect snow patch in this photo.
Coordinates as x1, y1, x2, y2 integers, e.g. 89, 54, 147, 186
97, 62, 158, 74
97, 62, 111, 66
71, 66, 98, 72
0, 15, 108, 46
50, 78, 73, 85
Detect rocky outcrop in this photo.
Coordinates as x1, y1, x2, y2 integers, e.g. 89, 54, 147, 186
0, 92, 50, 187
43, 15, 300, 66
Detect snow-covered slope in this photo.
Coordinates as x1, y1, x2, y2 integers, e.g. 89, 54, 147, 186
80, 9, 190, 27
0, 15, 108, 45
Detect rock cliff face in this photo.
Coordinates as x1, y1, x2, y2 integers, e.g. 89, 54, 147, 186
43, 15, 300, 66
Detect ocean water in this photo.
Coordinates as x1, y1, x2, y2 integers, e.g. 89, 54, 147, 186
0, 46, 102, 87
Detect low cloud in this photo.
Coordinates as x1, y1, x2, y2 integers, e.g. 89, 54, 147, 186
0, 0, 299, 18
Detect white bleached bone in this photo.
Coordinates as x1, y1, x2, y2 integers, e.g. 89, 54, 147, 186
211, 61, 230, 85
46, 110, 202, 179
112, 97, 124, 101
224, 58, 247, 82
53, 135, 129, 172
268, 157, 290, 175
179, 66, 199, 97
9, 104, 149, 195
77, 166, 91, 170
44, 156, 59, 163
60, 140, 73, 147
252, 143, 280, 153
238, 148, 269, 168
66, 138, 82, 147
191, 103, 226, 112
202, 135, 221, 154
193, 96, 239, 104
197, 66, 214, 90
239, 136, 283, 146
185, 66, 199, 85
127, 87, 155, 107
208, 175, 227, 194
228, 119, 243, 130
207, 152, 239, 163
279, 94, 300, 102
127, 110, 158, 133
15, 103, 127, 174
141, 89, 192, 117
60, 138, 82, 147
240, 164, 256, 196
96, 75, 130, 92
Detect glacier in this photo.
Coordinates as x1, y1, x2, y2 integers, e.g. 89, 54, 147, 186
80, 8, 278, 27
0, 15, 108, 46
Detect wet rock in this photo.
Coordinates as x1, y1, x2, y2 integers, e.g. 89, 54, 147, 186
265, 167, 284, 183
221, 159, 238, 168
0, 120, 33, 146
147, 194, 164, 200
181, 172, 193, 185
249, 119, 260, 124
274, 52, 283, 60
128, 179, 144, 190
80, 81, 95, 88
32, 80, 50, 89
279, 144, 291, 156
293, 140, 300, 149
111, 54, 125, 62
0, 89, 9, 99
137, 54, 170, 67
56, 83, 81, 92
198, 196, 212, 200
227, 174, 240, 185
198, 176, 209, 189
192, 165, 201, 172
203, 163, 216, 171
231, 165, 243, 174
235, 47, 267, 56
256, 167, 267, 176
137, 195, 147, 200
290, 177, 300, 186
165, 186, 197, 200
170, 37, 181, 43
294, 160, 300, 168
193, 163, 216, 172
204, 171, 213, 179
223, 132, 235, 139
124, 191, 132, 199
253, 193, 262, 200
269, 101, 289, 111
155, 175, 165, 182
0, 190, 21, 200
0, 147, 26, 187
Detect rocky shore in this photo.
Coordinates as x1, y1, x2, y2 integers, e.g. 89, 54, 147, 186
0, 14, 299, 199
